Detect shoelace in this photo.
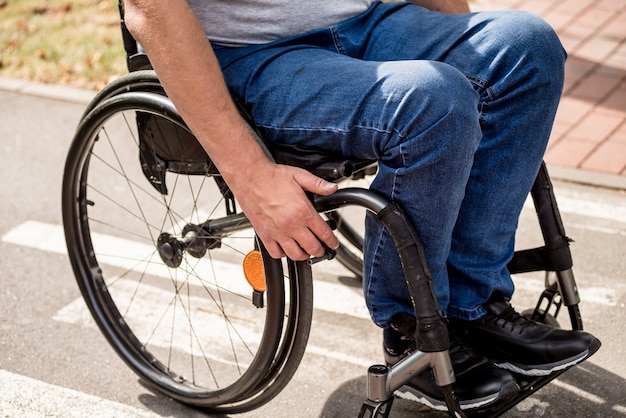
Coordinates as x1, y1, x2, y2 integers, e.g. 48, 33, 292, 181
488, 305, 534, 335
448, 329, 476, 360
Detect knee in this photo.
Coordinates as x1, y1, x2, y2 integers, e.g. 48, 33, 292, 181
512, 11, 565, 64
377, 60, 478, 107
374, 60, 481, 154
486, 11, 566, 88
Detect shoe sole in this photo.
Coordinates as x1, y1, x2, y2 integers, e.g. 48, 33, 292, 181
493, 337, 602, 377
394, 380, 519, 412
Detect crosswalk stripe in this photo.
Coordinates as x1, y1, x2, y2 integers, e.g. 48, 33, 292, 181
0, 369, 158, 418
1, 220, 371, 320
523, 188, 626, 228
2, 219, 620, 317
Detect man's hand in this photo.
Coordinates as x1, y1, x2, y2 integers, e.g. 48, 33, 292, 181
229, 160, 340, 261
409, 0, 471, 14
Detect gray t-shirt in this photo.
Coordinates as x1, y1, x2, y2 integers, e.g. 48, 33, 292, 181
187, 0, 375, 46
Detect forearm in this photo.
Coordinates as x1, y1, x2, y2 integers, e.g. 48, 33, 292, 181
120, 0, 339, 260
407, 0, 470, 14
122, 0, 272, 186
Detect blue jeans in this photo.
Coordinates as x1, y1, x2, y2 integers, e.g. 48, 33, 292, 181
213, 1, 566, 325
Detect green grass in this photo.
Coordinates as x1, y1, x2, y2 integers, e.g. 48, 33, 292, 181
0, 0, 126, 90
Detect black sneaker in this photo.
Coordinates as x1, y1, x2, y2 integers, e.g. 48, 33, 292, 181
449, 297, 602, 376
385, 326, 519, 411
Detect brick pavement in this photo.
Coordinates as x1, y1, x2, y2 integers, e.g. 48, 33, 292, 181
472, 0, 626, 178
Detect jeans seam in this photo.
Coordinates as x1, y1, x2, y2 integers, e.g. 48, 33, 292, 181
463, 72, 497, 128
329, 26, 345, 54
464, 72, 498, 101
256, 123, 406, 138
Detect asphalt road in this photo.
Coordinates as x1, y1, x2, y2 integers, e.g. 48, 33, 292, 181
1, 86, 625, 417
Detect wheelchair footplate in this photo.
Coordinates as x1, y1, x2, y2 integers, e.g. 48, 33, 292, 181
357, 368, 570, 418
467, 369, 567, 417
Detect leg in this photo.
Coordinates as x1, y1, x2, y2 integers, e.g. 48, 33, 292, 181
217, 3, 568, 324
216, 39, 519, 412
351, 3, 601, 376
344, 4, 569, 320
217, 45, 482, 323
214, 2, 600, 407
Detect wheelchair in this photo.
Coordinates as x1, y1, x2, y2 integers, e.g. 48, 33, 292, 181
60, 10, 591, 418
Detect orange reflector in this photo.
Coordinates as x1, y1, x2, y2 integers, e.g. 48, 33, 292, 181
243, 250, 266, 292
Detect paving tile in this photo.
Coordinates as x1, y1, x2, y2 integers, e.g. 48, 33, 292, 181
568, 111, 624, 143
511, 0, 554, 15
594, 0, 626, 12
569, 71, 623, 101
574, 8, 614, 33
554, 96, 594, 125
548, 121, 571, 147
560, 24, 600, 51
563, 56, 597, 92
605, 45, 626, 72
552, 0, 593, 16
544, 137, 596, 167
595, 82, 626, 117
559, 34, 585, 54
542, 9, 577, 32
574, 37, 622, 63
581, 140, 626, 174
597, 14, 626, 40
609, 124, 626, 144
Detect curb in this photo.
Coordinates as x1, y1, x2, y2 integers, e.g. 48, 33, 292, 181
548, 166, 626, 192
2, 77, 625, 191
0, 77, 95, 105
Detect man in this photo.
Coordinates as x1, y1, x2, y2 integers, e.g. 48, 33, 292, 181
121, 0, 600, 411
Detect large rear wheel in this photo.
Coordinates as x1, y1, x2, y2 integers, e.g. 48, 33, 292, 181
61, 90, 313, 412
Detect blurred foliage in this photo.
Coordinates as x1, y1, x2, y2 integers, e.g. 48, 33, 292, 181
0, 0, 126, 90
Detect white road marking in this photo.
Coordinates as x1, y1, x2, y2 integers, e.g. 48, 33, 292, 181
53, 277, 261, 368
551, 379, 606, 405
523, 188, 626, 230
513, 397, 550, 415
613, 404, 626, 415
568, 223, 626, 238
512, 273, 619, 307
1, 220, 371, 320
3, 218, 619, 374
2, 221, 374, 369
2, 217, 621, 322
1, 202, 622, 411
53, 277, 374, 369
557, 188, 626, 225
0, 369, 159, 418
559, 200, 626, 225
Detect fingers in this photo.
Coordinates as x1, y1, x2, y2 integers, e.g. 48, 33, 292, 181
260, 216, 336, 261
263, 240, 286, 259
237, 165, 340, 261
291, 171, 340, 257
306, 211, 339, 251
261, 237, 318, 261
296, 169, 338, 196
